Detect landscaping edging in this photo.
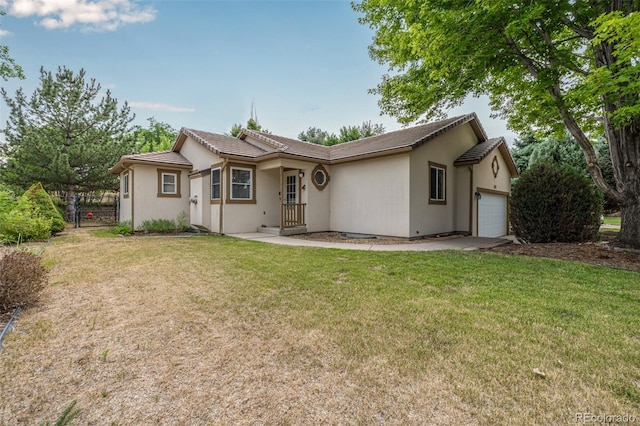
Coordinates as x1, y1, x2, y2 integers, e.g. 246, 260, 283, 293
0, 307, 21, 352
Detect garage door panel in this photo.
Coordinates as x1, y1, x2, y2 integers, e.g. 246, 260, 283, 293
478, 193, 507, 237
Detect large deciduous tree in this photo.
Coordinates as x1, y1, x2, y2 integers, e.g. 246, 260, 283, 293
0, 11, 23, 81
133, 117, 178, 153
0, 66, 135, 220
298, 121, 386, 146
355, 1, 640, 247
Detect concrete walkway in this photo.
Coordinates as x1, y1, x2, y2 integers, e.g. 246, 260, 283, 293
227, 232, 513, 251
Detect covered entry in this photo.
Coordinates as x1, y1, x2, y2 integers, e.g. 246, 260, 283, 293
478, 191, 508, 237
281, 169, 306, 229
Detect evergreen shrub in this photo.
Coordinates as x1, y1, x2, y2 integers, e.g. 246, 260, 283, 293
0, 198, 52, 243
22, 183, 66, 234
510, 162, 603, 243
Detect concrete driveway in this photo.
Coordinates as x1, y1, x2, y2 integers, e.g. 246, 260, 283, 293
227, 233, 513, 251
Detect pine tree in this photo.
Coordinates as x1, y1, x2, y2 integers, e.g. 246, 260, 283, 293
0, 66, 135, 220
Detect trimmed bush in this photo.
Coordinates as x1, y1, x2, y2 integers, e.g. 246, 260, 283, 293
0, 250, 48, 311
0, 197, 52, 243
510, 162, 603, 243
22, 183, 66, 234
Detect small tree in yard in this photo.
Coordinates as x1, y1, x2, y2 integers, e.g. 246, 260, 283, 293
510, 163, 603, 243
0, 66, 135, 221
22, 183, 66, 234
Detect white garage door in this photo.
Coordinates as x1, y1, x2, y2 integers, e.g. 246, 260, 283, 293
478, 193, 507, 237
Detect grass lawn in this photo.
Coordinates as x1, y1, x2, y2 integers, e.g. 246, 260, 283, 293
1, 229, 639, 424
603, 216, 622, 226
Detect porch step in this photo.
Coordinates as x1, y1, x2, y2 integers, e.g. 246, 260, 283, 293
257, 226, 307, 236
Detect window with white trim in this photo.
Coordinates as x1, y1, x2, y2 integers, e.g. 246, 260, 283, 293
211, 167, 221, 200
429, 163, 446, 204
123, 172, 129, 196
161, 172, 177, 195
230, 166, 253, 200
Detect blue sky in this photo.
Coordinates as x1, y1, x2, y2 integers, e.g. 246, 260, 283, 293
0, 0, 516, 142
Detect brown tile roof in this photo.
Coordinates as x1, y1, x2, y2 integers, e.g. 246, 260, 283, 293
245, 130, 331, 161
454, 137, 504, 165
109, 151, 192, 174
111, 112, 496, 173
241, 114, 483, 162
181, 128, 267, 158
454, 137, 519, 177
328, 114, 479, 161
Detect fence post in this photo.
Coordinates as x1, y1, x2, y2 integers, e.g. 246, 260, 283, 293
73, 194, 81, 228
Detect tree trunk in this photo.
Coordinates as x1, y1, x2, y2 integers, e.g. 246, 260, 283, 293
65, 185, 75, 223
619, 195, 640, 248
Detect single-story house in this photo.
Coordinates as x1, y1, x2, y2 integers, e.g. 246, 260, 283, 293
109, 113, 518, 238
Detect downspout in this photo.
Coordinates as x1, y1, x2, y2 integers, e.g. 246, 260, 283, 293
129, 168, 135, 230
279, 166, 284, 231
468, 166, 473, 236
219, 159, 228, 235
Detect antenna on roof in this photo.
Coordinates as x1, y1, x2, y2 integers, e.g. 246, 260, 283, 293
250, 100, 258, 124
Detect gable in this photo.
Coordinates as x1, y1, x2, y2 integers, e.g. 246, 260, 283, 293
454, 137, 518, 178
109, 151, 192, 175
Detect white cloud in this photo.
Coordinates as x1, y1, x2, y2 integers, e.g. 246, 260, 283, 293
0, 29, 10, 37
129, 101, 196, 113
4, 0, 156, 31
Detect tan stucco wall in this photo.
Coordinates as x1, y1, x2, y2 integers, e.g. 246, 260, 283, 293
180, 136, 220, 170
330, 154, 411, 237
119, 170, 132, 223
304, 166, 331, 232
475, 150, 512, 193
256, 159, 331, 233
189, 175, 203, 227
129, 165, 189, 229
409, 123, 479, 236
470, 149, 513, 236
179, 136, 223, 231
454, 166, 472, 233
220, 167, 280, 234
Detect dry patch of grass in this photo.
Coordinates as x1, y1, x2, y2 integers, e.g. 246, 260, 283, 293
0, 228, 639, 424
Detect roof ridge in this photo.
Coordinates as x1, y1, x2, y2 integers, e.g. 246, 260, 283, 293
240, 129, 288, 151
409, 113, 478, 148
181, 128, 220, 154
259, 131, 332, 150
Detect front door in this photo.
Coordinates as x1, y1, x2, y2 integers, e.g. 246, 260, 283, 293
283, 171, 298, 204
282, 170, 301, 227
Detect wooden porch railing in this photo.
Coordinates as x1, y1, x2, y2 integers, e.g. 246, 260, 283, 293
281, 203, 306, 229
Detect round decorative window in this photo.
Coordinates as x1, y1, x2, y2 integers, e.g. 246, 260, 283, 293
311, 164, 330, 190
314, 170, 326, 185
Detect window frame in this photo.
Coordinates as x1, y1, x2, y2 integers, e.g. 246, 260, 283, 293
429, 162, 447, 205
227, 164, 256, 204
122, 172, 129, 198
157, 169, 182, 198
311, 164, 330, 191
211, 167, 221, 203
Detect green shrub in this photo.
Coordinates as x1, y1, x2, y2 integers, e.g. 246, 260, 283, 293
0, 191, 16, 216
0, 250, 48, 311
176, 211, 189, 232
22, 183, 66, 234
112, 221, 133, 236
510, 162, 603, 243
0, 197, 52, 243
137, 218, 180, 233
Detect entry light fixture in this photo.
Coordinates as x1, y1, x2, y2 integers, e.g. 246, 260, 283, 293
298, 171, 305, 178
